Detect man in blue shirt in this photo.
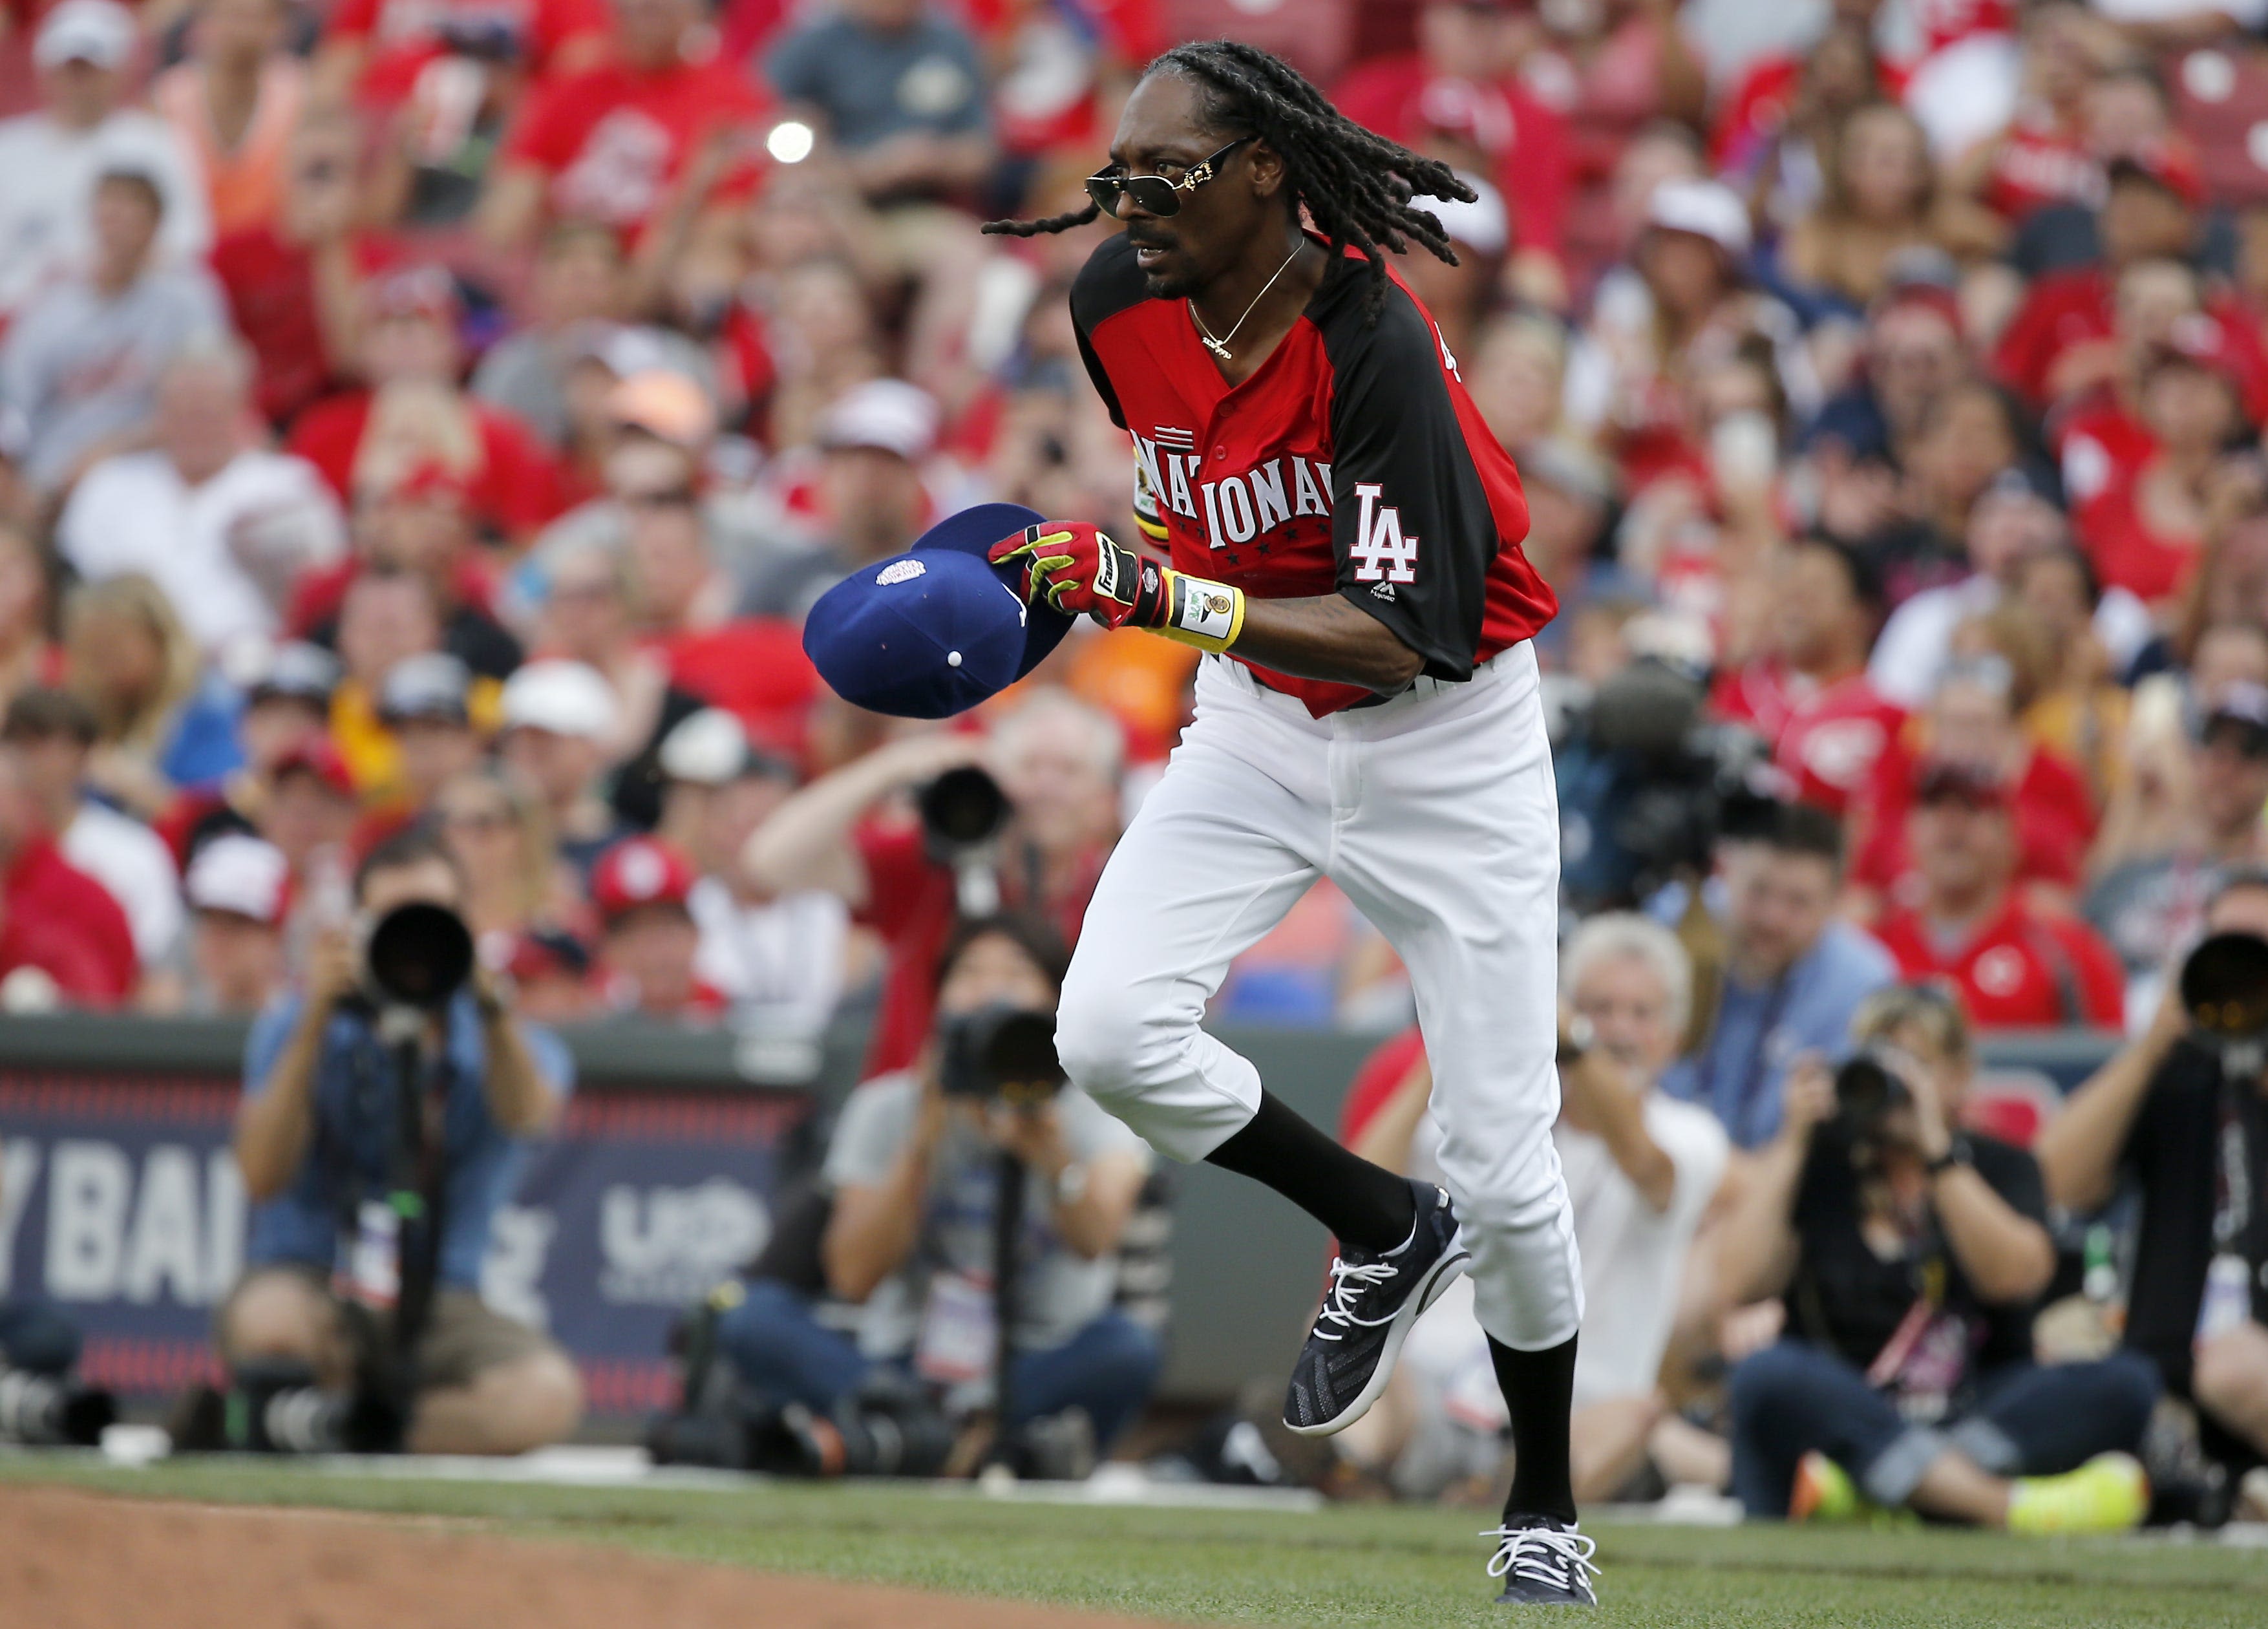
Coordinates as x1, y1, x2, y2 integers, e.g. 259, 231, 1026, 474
1665, 804, 1896, 1148
217, 828, 582, 1454
766, 0, 994, 206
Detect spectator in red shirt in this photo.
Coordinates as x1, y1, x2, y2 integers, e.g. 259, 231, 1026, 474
1712, 538, 1905, 817
1869, 758, 2125, 1030
0, 743, 137, 1008
209, 111, 370, 431
743, 692, 1122, 1076
1332, 0, 1574, 306
478, 0, 768, 253
286, 264, 567, 545
590, 833, 725, 1019
1853, 654, 2097, 917
315, 0, 610, 114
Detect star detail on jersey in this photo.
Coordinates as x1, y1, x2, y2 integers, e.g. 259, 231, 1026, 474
1349, 483, 1420, 584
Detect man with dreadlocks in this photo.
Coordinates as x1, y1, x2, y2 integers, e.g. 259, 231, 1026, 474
981, 39, 1594, 1605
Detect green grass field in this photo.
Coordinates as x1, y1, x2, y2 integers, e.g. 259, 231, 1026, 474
6, 1454, 2265, 1627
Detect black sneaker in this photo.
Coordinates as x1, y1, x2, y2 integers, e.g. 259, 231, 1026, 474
1281, 1180, 1468, 1438
1487, 1518, 1599, 1606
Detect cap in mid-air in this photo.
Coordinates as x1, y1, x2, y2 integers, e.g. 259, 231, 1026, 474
803, 502, 1074, 719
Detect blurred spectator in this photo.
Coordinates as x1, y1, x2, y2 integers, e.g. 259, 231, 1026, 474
63, 573, 242, 819
1869, 758, 2125, 1030
0, 527, 58, 713
324, 567, 449, 794
373, 652, 483, 820
160, 639, 339, 863
714, 913, 1159, 1455
1717, 16, 1885, 237
604, 415, 745, 637
498, 657, 623, 873
1713, 538, 1903, 816
590, 833, 723, 1018
2007, 545, 2142, 803
314, 0, 609, 114
502, 926, 595, 1023
765, 0, 993, 204
259, 738, 358, 888
1331, 1, 1574, 306
57, 338, 346, 668
153, 0, 307, 239
2039, 870, 2268, 1476
220, 827, 582, 1454
0, 167, 227, 493
0, 743, 137, 1008
1803, 282, 1969, 524
658, 707, 849, 1035
1331, 914, 1728, 1504
740, 379, 937, 623
0, 0, 211, 323
286, 264, 566, 544
432, 764, 572, 966
2086, 683, 2268, 992
181, 832, 290, 1014
209, 111, 368, 430
1717, 987, 2157, 1529
1781, 102, 2002, 312
745, 693, 1120, 1076
479, 0, 767, 251
1, 687, 183, 988
1666, 804, 1896, 1149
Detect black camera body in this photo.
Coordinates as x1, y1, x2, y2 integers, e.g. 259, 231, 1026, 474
940, 1003, 1065, 1107
1832, 1050, 1913, 1140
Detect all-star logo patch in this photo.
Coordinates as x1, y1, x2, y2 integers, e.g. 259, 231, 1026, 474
875, 559, 927, 586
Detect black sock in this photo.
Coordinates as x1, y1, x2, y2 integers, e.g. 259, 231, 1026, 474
1490, 1332, 1579, 1526
1205, 1090, 1417, 1253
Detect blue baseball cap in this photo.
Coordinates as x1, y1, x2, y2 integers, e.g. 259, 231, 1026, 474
804, 502, 1076, 719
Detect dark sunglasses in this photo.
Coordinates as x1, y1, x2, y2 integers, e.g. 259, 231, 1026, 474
622, 487, 698, 510
1085, 137, 1251, 218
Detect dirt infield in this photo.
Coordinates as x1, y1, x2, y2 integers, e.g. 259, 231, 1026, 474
1, 1484, 1178, 1629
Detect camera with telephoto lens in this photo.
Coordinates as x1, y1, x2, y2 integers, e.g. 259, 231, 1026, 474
939, 1003, 1065, 1107
2181, 932, 2268, 1076
1831, 1050, 1913, 1141
918, 765, 1012, 860
362, 901, 476, 1010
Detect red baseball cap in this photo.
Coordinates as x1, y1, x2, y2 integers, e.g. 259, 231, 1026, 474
271, 737, 355, 800
590, 836, 696, 922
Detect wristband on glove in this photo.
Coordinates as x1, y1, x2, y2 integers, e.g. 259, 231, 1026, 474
1149, 565, 1246, 654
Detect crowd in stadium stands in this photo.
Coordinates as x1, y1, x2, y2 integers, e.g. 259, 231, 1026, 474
0, 0, 2263, 1511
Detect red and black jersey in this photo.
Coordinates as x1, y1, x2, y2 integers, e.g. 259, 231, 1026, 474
1070, 232, 1557, 717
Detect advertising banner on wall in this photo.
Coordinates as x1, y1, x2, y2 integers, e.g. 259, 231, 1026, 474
0, 1072, 811, 1415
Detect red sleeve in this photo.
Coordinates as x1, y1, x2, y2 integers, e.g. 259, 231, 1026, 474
530, 0, 610, 68
72, 874, 138, 1003
1500, 83, 1571, 259
328, 0, 380, 45
1339, 1025, 1428, 1144
853, 818, 932, 937
476, 409, 569, 535
283, 394, 365, 501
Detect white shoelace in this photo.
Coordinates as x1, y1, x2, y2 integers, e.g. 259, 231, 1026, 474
1310, 1257, 1401, 1341
1482, 1526, 1600, 1595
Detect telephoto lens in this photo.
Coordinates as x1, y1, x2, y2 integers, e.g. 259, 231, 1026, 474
365, 901, 476, 1008
918, 765, 1012, 855
939, 1003, 1065, 1104
2180, 932, 2268, 1074
0, 1365, 115, 1446
1832, 1052, 1911, 1133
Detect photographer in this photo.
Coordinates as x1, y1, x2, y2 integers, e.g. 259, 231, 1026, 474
217, 827, 582, 1454
741, 694, 1123, 1075
1720, 985, 2158, 1531
2039, 869, 2268, 1476
715, 915, 1158, 1460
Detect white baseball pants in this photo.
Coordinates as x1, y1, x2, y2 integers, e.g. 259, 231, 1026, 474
1055, 641, 1584, 1352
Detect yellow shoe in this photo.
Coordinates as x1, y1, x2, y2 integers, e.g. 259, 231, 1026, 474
1789, 1451, 1861, 1522
2006, 1452, 2149, 1535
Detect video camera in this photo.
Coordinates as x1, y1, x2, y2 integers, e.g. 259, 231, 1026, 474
2181, 932, 2268, 1077
940, 1003, 1065, 1108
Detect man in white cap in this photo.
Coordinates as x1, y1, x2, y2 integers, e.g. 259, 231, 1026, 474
184, 833, 290, 1014
498, 658, 624, 877
739, 378, 937, 624
0, 0, 209, 320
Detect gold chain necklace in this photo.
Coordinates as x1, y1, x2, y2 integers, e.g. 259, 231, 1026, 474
1189, 244, 1304, 363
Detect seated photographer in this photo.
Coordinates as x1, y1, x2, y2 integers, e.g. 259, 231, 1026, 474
1330, 915, 1731, 1503
216, 828, 583, 1455
741, 693, 1123, 1076
715, 915, 1160, 1459
2038, 869, 2268, 1482
1721, 985, 2158, 1531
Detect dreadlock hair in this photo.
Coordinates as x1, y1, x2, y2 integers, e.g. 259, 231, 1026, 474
982, 38, 1476, 322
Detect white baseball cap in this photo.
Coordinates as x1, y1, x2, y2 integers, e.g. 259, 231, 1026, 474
1646, 178, 1752, 259
500, 659, 619, 741
185, 835, 290, 926
1427, 173, 1509, 260
36, 0, 136, 70
819, 379, 938, 462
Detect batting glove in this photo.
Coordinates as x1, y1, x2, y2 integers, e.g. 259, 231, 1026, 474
988, 522, 1245, 654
